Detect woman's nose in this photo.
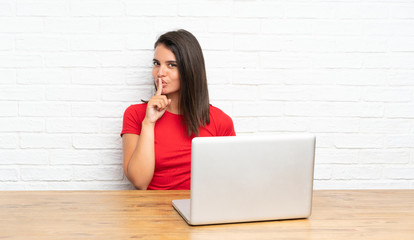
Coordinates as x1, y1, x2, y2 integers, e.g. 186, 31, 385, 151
157, 66, 166, 77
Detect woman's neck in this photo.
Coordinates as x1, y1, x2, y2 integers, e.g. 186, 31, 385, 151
166, 93, 180, 114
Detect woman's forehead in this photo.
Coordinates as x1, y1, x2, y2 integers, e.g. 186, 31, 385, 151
154, 44, 176, 61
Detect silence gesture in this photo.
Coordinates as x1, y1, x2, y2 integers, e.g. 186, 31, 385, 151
144, 78, 172, 124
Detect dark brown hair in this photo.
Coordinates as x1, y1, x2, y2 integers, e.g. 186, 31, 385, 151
154, 29, 210, 137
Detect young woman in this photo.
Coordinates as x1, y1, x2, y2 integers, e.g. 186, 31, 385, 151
121, 29, 236, 190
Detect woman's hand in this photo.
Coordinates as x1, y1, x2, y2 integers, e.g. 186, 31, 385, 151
123, 79, 170, 190
144, 78, 171, 124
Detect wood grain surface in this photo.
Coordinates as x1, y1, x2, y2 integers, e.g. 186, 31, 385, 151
0, 190, 413, 239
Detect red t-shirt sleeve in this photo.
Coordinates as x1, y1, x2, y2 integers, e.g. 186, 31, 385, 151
120, 104, 146, 137
218, 113, 236, 136
211, 106, 236, 136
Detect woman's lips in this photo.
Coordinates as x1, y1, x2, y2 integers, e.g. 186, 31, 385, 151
156, 79, 167, 87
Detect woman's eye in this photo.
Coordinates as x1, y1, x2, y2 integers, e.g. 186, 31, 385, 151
153, 61, 159, 66
168, 63, 177, 67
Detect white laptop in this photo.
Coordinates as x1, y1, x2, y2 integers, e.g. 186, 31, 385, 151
172, 134, 316, 225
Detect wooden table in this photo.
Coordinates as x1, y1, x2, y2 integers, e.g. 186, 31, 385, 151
0, 190, 413, 240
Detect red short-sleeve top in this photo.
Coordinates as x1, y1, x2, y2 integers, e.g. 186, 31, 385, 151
121, 103, 236, 190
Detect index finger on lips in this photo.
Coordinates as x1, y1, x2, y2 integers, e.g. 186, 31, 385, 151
155, 78, 162, 96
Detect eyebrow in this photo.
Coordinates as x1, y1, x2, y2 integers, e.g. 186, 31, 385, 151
153, 58, 177, 63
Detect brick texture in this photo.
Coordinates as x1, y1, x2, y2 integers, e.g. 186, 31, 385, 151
0, 0, 413, 190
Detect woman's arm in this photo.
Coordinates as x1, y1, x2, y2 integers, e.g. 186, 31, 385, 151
122, 78, 170, 190
122, 120, 155, 190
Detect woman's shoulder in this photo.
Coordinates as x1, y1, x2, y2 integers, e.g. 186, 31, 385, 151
209, 104, 230, 119
208, 104, 235, 136
121, 103, 148, 136
124, 103, 148, 117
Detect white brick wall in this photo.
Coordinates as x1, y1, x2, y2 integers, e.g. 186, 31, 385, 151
1, 0, 413, 190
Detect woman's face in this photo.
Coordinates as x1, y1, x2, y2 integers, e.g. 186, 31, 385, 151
152, 44, 180, 97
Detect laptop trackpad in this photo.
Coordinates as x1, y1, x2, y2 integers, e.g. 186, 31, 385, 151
172, 199, 190, 223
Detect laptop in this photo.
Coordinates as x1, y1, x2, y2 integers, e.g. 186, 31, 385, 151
172, 134, 316, 225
